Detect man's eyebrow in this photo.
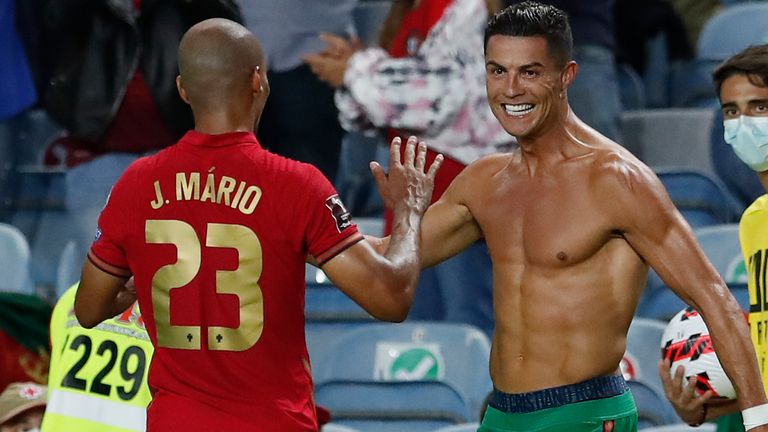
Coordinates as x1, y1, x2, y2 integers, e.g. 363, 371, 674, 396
720, 101, 737, 109
485, 61, 546, 70
748, 98, 768, 105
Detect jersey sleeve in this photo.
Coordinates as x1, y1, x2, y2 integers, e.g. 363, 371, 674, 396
299, 165, 363, 265
87, 166, 137, 278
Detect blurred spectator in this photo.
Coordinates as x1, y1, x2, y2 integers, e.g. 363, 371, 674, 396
0, 382, 47, 432
240, 1, 355, 182
37, 0, 241, 260
41, 283, 152, 432
505, 0, 623, 141
0, 0, 38, 221
0, 293, 51, 392
305, 0, 514, 337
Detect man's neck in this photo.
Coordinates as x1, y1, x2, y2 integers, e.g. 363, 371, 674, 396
192, 110, 258, 135
517, 110, 591, 170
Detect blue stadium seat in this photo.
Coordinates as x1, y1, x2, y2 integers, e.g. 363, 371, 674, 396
321, 423, 361, 432
0, 222, 33, 294
678, 3, 768, 107
29, 210, 78, 298
624, 318, 667, 396
433, 423, 481, 432
697, 4, 768, 62
312, 322, 492, 422
617, 63, 646, 110
627, 380, 679, 428
315, 380, 469, 432
305, 285, 372, 322
306, 322, 368, 366
655, 168, 743, 228
56, 240, 81, 299
621, 110, 717, 178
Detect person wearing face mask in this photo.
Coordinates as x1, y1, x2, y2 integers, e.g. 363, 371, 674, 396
0, 383, 46, 432
660, 43, 768, 431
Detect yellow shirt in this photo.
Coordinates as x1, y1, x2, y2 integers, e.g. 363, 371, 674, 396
742, 195, 768, 391
41, 285, 153, 432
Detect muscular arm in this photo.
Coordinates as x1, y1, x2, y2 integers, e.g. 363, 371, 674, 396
607, 157, 767, 412
75, 260, 134, 328
321, 137, 443, 321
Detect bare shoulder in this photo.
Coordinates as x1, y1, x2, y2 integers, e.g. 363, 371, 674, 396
589, 144, 659, 195
443, 152, 514, 202
458, 152, 514, 184
587, 143, 678, 231
466, 152, 514, 174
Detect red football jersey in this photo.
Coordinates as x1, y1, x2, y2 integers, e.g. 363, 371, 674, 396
89, 131, 361, 431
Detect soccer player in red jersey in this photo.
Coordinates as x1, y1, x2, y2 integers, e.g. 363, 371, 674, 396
73, 18, 442, 432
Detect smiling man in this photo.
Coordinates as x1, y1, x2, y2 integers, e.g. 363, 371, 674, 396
366, 2, 768, 431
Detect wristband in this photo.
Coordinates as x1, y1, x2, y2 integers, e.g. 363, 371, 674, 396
743, 403, 768, 430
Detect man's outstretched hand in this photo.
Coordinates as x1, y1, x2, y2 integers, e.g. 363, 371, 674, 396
370, 136, 442, 216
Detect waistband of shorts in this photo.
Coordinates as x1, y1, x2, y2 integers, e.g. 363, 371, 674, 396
489, 375, 629, 414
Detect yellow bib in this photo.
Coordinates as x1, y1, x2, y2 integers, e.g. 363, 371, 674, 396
42, 285, 153, 432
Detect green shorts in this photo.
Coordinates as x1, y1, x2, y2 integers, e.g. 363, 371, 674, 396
715, 413, 744, 432
479, 381, 638, 432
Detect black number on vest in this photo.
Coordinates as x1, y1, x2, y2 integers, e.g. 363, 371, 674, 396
90, 340, 118, 396
117, 346, 146, 400
62, 335, 91, 391
61, 335, 147, 401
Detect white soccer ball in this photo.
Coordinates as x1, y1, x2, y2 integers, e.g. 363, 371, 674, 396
660, 307, 736, 399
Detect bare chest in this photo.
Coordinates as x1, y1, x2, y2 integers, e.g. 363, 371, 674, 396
472, 175, 617, 268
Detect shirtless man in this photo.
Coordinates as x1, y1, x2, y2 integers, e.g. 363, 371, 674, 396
370, 2, 768, 430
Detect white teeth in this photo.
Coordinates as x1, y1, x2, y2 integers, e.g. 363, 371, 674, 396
504, 103, 534, 116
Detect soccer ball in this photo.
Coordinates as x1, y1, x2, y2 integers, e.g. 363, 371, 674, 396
660, 307, 736, 399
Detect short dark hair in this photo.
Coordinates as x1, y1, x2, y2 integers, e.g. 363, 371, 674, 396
484, 1, 573, 67
712, 44, 768, 97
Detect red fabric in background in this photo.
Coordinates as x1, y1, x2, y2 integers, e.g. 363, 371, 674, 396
388, 0, 453, 58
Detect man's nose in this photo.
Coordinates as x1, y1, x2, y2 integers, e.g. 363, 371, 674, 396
504, 73, 523, 97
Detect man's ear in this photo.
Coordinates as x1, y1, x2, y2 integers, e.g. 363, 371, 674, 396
176, 75, 190, 104
561, 60, 578, 90
252, 65, 265, 94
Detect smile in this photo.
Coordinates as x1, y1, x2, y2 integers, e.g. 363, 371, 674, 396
503, 103, 534, 117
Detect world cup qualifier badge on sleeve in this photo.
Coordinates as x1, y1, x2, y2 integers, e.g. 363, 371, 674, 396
325, 195, 352, 232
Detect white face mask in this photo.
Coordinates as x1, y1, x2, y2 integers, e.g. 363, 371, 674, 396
723, 115, 768, 172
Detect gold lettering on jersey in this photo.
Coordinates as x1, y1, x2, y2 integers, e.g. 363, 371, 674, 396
151, 181, 165, 209
217, 176, 237, 206
238, 186, 262, 215
177, 172, 201, 201
200, 173, 216, 203
162, 172, 262, 215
